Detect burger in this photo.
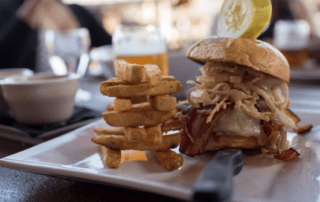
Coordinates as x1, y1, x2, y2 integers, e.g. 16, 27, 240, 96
176, 37, 310, 157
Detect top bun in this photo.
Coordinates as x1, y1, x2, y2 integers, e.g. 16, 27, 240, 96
187, 37, 290, 83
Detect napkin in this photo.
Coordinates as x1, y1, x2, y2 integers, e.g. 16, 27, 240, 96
0, 106, 102, 138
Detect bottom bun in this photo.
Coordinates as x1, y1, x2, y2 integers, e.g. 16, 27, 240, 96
205, 135, 257, 151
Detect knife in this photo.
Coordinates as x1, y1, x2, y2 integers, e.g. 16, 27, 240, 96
192, 150, 243, 202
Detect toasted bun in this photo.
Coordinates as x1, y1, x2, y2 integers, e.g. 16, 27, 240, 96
187, 37, 290, 83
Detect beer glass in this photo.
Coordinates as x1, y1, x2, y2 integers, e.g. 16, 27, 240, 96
274, 20, 310, 68
112, 25, 169, 76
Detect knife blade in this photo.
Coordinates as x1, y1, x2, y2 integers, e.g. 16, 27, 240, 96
192, 150, 243, 202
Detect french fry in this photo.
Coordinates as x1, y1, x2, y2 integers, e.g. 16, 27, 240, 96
149, 95, 177, 111
107, 102, 155, 112
114, 98, 132, 112
100, 76, 177, 88
294, 124, 313, 134
103, 110, 176, 127
91, 133, 182, 151
100, 80, 184, 97
114, 59, 144, 83
124, 127, 147, 142
107, 104, 114, 111
151, 150, 183, 171
144, 64, 162, 87
145, 125, 163, 146
285, 108, 300, 124
94, 127, 125, 135
285, 108, 313, 134
99, 145, 121, 168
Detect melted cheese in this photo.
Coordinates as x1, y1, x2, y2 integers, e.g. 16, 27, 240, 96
213, 109, 267, 146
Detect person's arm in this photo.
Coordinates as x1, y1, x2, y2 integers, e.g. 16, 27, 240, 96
290, 0, 317, 35
0, 0, 40, 46
0, 0, 39, 70
18, 0, 80, 30
68, 4, 112, 47
290, 0, 320, 48
16, 0, 42, 28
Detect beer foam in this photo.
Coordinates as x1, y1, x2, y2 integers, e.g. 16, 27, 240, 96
113, 40, 167, 56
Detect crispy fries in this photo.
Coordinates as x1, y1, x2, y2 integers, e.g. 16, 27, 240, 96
285, 108, 313, 134
145, 125, 163, 146
124, 127, 147, 142
92, 133, 181, 151
114, 59, 144, 83
144, 64, 162, 87
94, 127, 125, 135
149, 95, 177, 111
100, 80, 184, 98
103, 110, 176, 127
93, 60, 184, 171
100, 76, 177, 88
294, 124, 313, 134
285, 109, 300, 124
99, 145, 121, 168
152, 150, 183, 171
113, 98, 132, 112
107, 102, 155, 112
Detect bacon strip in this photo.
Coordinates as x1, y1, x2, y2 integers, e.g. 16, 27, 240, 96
178, 104, 227, 156
273, 148, 300, 161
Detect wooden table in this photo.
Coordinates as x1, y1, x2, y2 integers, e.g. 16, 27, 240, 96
1, 73, 320, 202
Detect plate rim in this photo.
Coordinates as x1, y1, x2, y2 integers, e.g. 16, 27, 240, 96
1, 110, 320, 201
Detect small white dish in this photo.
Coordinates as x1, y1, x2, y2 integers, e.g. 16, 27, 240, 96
0, 68, 34, 110
1, 72, 80, 125
0, 109, 319, 201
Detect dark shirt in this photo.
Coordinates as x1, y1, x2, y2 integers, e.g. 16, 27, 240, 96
258, 0, 294, 40
0, 2, 112, 71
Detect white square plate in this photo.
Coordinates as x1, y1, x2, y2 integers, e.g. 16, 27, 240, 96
1, 110, 320, 202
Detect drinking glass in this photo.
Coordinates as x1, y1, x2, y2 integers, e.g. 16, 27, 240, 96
43, 28, 91, 101
273, 20, 310, 67
112, 25, 169, 76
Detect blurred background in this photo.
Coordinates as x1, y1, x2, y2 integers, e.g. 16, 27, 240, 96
62, 0, 224, 51
60, 0, 320, 50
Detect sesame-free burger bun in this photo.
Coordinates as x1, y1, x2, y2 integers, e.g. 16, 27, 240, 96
187, 37, 290, 83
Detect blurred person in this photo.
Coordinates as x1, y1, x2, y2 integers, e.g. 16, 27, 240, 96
257, 0, 319, 43
258, 0, 320, 67
0, 0, 112, 71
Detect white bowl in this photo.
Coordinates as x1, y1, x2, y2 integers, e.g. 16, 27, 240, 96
1, 72, 80, 125
0, 68, 34, 110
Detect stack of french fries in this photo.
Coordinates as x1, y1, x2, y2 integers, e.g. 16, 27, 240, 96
91, 59, 185, 171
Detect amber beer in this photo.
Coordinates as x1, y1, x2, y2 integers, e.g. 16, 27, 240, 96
116, 53, 168, 76
274, 20, 310, 68
113, 25, 169, 76
280, 49, 309, 68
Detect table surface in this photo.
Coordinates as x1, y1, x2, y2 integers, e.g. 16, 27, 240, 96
1, 73, 320, 202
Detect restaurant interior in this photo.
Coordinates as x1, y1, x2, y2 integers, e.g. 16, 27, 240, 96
1, 0, 320, 201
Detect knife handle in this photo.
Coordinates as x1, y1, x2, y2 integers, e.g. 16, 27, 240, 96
192, 150, 243, 202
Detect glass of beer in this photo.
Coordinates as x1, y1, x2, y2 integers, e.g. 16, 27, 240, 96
112, 25, 169, 76
274, 20, 310, 68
